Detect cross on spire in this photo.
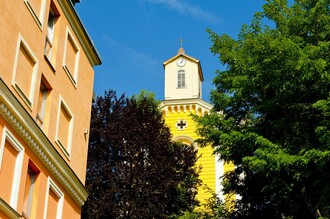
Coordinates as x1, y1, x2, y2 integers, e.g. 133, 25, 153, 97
178, 37, 185, 54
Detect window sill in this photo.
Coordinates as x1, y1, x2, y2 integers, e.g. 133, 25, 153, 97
22, 211, 30, 219
44, 55, 56, 73
0, 198, 20, 219
24, 0, 43, 30
12, 83, 33, 111
63, 65, 77, 89
55, 139, 71, 160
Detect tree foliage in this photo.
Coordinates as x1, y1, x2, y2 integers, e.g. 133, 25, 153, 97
176, 191, 230, 219
195, 0, 330, 218
82, 90, 200, 219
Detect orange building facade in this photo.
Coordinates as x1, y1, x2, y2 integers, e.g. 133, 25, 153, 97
0, 0, 101, 218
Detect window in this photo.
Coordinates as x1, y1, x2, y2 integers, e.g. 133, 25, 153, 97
22, 161, 40, 219
55, 97, 74, 158
177, 69, 185, 88
36, 77, 52, 127
44, 2, 59, 64
63, 27, 80, 87
24, 0, 47, 28
0, 127, 24, 210
43, 178, 64, 219
12, 35, 38, 109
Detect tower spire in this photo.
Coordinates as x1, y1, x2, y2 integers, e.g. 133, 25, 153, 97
178, 37, 185, 54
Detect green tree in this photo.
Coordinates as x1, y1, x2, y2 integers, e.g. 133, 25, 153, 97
176, 191, 230, 219
195, 0, 330, 218
82, 90, 200, 219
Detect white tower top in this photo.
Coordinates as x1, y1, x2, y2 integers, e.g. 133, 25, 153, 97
163, 47, 204, 100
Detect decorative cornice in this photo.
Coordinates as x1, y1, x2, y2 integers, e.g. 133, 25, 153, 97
0, 79, 88, 207
160, 98, 213, 117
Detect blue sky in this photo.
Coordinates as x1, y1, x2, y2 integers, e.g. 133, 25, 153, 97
76, 0, 266, 102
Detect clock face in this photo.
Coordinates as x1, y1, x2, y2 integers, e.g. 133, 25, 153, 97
176, 57, 186, 67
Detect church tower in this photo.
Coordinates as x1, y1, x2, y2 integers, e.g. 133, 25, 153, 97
163, 47, 203, 100
160, 45, 224, 205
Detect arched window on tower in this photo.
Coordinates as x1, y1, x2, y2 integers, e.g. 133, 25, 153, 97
177, 69, 185, 89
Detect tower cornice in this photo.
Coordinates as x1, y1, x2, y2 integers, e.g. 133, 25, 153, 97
160, 98, 213, 117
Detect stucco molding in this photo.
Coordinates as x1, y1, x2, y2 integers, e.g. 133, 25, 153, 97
0, 79, 88, 207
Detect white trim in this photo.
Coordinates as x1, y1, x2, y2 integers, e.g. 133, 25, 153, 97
55, 96, 74, 159
172, 135, 194, 144
0, 127, 25, 210
62, 26, 80, 88
43, 177, 64, 219
23, 0, 47, 29
172, 135, 198, 150
12, 34, 38, 110
215, 150, 224, 201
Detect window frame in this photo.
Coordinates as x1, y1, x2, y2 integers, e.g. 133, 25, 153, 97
44, 1, 60, 65
22, 160, 40, 219
12, 34, 38, 110
23, 0, 47, 29
177, 69, 186, 89
44, 9, 55, 61
0, 127, 24, 210
43, 178, 64, 219
55, 96, 74, 159
36, 76, 52, 127
62, 27, 80, 88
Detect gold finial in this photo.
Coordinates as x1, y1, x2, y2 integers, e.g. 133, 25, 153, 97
178, 37, 185, 54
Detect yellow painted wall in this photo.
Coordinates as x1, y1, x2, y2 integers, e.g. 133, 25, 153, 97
162, 105, 216, 204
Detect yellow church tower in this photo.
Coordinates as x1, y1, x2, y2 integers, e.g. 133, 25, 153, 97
160, 46, 225, 204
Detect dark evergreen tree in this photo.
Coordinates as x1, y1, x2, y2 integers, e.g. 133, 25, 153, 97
195, 0, 330, 218
82, 90, 200, 219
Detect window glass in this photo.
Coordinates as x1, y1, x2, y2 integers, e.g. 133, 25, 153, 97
178, 69, 185, 88
23, 161, 40, 218
36, 77, 51, 127
44, 2, 59, 63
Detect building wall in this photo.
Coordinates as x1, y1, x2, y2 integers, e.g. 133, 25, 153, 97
0, 0, 100, 218
161, 102, 219, 204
